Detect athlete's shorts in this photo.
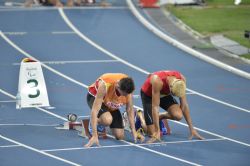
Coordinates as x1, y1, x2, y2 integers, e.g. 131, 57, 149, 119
140, 90, 178, 126
87, 93, 123, 129
39, 0, 51, 6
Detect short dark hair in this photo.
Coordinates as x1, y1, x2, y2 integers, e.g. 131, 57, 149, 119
119, 77, 135, 94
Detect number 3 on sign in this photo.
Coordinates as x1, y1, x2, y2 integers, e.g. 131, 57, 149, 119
27, 79, 40, 98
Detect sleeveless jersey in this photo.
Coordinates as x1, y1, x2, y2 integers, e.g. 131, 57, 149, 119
88, 73, 129, 111
141, 70, 183, 97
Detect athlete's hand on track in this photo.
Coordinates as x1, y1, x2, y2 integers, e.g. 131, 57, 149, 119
189, 129, 204, 140
84, 135, 100, 147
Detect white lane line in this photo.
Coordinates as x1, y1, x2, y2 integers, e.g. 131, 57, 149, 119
3, 32, 27, 35
4, 2, 24, 6
186, 92, 196, 95
12, 60, 119, 65
0, 100, 16, 103
0, 6, 128, 12
0, 144, 21, 148
0, 135, 81, 166
42, 138, 225, 152
2, 31, 73, 36
52, 31, 75, 34
0, 123, 58, 127
58, 8, 250, 114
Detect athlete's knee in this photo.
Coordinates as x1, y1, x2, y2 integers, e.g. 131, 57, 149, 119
173, 112, 183, 121
168, 105, 183, 121
99, 113, 112, 126
114, 132, 124, 140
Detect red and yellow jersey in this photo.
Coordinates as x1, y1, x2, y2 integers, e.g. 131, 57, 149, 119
141, 70, 184, 97
88, 73, 129, 111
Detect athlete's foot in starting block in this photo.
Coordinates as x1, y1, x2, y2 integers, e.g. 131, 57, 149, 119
160, 119, 171, 136
80, 119, 107, 139
147, 132, 161, 143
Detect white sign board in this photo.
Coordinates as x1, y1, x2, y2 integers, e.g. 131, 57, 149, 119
17, 58, 50, 109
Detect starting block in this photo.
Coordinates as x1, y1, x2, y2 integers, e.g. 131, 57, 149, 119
55, 121, 82, 130
56, 119, 107, 139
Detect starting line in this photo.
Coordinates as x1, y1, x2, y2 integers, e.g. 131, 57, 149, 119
0, 144, 21, 148
42, 138, 225, 152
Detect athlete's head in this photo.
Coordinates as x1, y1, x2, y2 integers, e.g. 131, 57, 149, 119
170, 79, 186, 97
118, 77, 135, 95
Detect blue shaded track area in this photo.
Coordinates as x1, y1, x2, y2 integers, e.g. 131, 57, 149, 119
0, 2, 249, 166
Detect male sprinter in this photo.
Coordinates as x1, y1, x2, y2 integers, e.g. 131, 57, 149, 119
85, 73, 143, 147
140, 70, 204, 143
